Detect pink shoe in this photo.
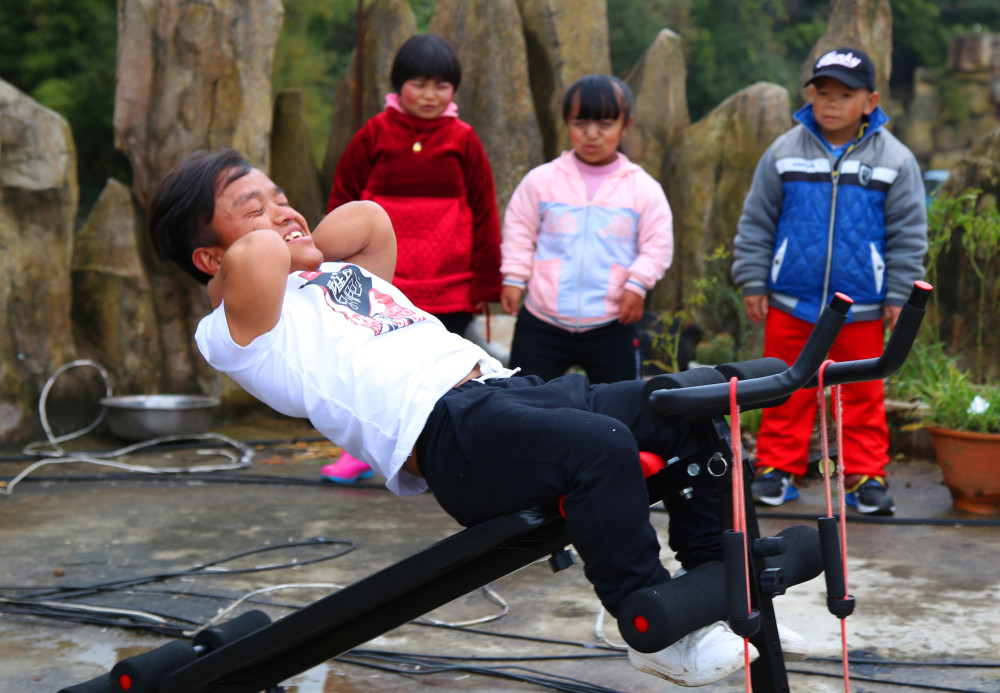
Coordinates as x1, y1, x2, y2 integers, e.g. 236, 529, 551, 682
320, 453, 374, 484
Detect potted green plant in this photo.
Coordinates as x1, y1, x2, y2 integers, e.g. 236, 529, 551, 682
890, 188, 1000, 514
915, 357, 1000, 514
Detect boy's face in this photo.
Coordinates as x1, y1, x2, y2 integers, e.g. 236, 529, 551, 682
809, 76, 880, 146
399, 76, 455, 120
198, 167, 323, 275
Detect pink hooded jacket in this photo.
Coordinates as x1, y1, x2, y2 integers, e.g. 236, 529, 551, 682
501, 150, 673, 331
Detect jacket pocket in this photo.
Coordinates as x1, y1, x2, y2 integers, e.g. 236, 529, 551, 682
770, 238, 788, 284
869, 242, 885, 294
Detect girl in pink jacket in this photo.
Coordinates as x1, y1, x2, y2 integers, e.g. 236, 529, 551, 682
500, 74, 673, 383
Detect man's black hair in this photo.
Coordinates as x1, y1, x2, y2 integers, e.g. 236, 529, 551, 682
390, 34, 462, 92
562, 74, 634, 122
149, 149, 253, 285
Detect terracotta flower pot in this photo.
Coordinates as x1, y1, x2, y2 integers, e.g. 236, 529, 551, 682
926, 427, 1000, 515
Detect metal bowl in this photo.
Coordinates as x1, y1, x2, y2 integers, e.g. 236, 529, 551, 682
99, 394, 220, 441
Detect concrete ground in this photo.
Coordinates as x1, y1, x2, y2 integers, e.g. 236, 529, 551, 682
2, 409, 1000, 693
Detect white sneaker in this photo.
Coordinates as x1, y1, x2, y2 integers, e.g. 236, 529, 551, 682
628, 621, 758, 687
778, 623, 808, 661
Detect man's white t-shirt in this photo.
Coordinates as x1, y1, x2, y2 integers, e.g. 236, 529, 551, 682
195, 262, 504, 495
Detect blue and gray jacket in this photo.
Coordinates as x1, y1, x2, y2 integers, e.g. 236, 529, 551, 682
732, 103, 927, 323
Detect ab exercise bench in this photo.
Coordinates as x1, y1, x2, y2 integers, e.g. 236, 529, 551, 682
60, 282, 932, 693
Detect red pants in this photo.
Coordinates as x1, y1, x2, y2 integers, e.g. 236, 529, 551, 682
755, 307, 889, 478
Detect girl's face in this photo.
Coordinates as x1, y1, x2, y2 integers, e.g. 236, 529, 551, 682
567, 94, 632, 166
399, 76, 455, 120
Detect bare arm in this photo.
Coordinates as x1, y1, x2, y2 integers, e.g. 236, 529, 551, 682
216, 230, 293, 346
311, 200, 397, 282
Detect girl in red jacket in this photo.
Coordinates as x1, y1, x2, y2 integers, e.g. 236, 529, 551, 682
324, 33, 501, 483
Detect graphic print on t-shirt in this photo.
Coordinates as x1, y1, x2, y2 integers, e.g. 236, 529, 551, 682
298, 265, 425, 335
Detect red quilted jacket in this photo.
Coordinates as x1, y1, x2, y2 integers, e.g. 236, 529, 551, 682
327, 106, 501, 314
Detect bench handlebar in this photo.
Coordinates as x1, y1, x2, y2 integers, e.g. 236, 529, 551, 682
647, 282, 932, 423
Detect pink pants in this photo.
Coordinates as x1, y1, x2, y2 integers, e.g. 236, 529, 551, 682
755, 307, 889, 478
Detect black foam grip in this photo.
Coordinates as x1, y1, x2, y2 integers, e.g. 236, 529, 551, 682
617, 561, 726, 653
642, 367, 727, 425
764, 524, 823, 588
110, 641, 197, 693
818, 517, 847, 599
58, 673, 112, 693
722, 530, 749, 621
714, 357, 788, 381
714, 357, 792, 410
193, 609, 273, 653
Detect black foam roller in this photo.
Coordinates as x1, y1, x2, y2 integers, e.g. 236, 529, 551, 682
642, 368, 727, 424
193, 609, 272, 653
764, 524, 823, 588
110, 641, 197, 693
714, 357, 791, 409
617, 560, 726, 653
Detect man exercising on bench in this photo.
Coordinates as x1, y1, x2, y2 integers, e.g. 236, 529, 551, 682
150, 148, 805, 687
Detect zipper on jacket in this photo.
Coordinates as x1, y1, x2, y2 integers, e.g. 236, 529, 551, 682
822, 167, 838, 311
576, 204, 591, 330
821, 123, 867, 311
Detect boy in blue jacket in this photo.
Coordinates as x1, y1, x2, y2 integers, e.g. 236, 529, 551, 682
732, 47, 927, 515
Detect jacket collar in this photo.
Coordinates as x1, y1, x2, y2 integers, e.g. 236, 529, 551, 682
384, 92, 459, 118
794, 102, 888, 147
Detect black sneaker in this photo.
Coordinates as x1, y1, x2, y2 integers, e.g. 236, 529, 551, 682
751, 468, 799, 506
845, 476, 895, 515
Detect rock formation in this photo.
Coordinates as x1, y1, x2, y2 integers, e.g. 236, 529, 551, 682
517, 0, 611, 159
652, 82, 792, 338
0, 79, 79, 443
798, 0, 893, 105
430, 0, 545, 210
115, 0, 284, 209
110, 0, 287, 406
272, 89, 326, 228
320, 0, 417, 191
71, 179, 166, 396
623, 28, 690, 182
900, 33, 1000, 170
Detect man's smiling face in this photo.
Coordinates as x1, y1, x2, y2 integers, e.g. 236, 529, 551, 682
209, 167, 324, 272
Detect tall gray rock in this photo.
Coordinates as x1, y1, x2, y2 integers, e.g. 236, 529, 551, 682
71, 179, 166, 397
623, 28, 690, 181
320, 0, 416, 191
272, 89, 326, 228
113, 0, 285, 398
115, 0, 284, 210
0, 79, 79, 443
798, 0, 893, 106
431, 0, 544, 212
517, 0, 611, 159
653, 82, 792, 336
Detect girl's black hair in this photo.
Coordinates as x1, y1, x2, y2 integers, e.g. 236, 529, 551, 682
390, 34, 462, 92
562, 74, 634, 122
149, 149, 252, 285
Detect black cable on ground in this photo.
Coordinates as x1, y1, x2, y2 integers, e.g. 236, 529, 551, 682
788, 665, 993, 693
755, 510, 1000, 527
337, 649, 626, 693
3, 537, 355, 601
650, 504, 1000, 528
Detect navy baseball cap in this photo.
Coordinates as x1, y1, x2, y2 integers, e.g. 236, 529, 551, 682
806, 47, 876, 91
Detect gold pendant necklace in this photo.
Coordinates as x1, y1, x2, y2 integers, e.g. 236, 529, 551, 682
412, 141, 422, 153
